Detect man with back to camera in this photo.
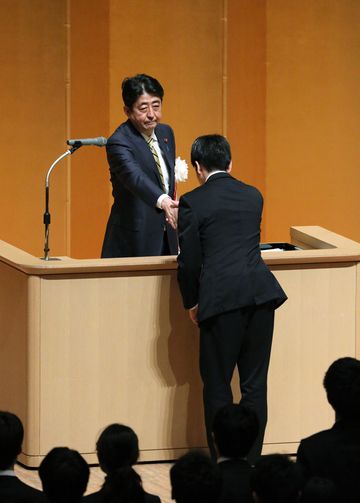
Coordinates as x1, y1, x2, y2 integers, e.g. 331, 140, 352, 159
297, 357, 360, 502
0, 410, 47, 502
212, 403, 259, 503
177, 134, 287, 464
101, 73, 178, 258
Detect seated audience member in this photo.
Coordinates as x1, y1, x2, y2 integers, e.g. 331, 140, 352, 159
299, 476, 339, 503
0, 410, 46, 502
170, 451, 222, 503
251, 454, 303, 503
97, 466, 147, 503
296, 357, 360, 502
212, 403, 258, 503
83, 423, 160, 503
39, 447, 89, 503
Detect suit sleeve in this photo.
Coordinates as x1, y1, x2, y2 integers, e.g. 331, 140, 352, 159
107, 138, 165, 208
177, 195, 202, 309
296, 440, 312, 478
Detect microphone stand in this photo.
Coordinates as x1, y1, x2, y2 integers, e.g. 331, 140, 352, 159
43, 143, 82, 260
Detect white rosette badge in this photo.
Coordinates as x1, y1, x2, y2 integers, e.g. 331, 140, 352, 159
174, 157, 188, 183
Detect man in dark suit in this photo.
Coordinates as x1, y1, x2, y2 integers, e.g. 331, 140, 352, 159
213, 404, 258, 503
297, 357, 360, 502
101, 73, 178, 258
0, 410, 47, 502
177, 135, 287, 463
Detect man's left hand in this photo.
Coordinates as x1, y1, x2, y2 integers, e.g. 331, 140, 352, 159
189, 305, 198, 325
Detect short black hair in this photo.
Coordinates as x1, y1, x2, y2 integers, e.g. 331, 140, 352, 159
170, 451, 222, 503
122, 74, 164, 108
323, 357, 360, 420
212, 403, 259, 458
96, 423, 139, 473
0, 411, 24, 469
190, 134, 231, 172
252, 454, 303, 503
39, 447, 89, 503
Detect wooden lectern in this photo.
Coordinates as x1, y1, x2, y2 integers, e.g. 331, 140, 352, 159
0, 226, 359, 467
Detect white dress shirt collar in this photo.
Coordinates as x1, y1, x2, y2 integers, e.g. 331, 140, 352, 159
205, 170, 227, 182
0, 468, 16, 476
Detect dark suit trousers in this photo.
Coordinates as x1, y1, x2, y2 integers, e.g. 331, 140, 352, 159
199, 302, 275, 465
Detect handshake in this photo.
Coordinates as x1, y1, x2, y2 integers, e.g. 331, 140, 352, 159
161, 196, 179, 230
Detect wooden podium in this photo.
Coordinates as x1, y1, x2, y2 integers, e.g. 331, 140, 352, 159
1, 226, 359, 467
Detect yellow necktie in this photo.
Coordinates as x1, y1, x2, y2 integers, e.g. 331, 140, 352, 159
147, 137, 166, 192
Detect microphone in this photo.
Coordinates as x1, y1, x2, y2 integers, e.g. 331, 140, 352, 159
67, 136, 107, 147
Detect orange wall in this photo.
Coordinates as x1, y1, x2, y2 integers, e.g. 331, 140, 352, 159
227, 0, 266, 196
1, 1, 359, 257
265, 0, 360, 242
69, 0, 110, 258
0, 0, 68, 257
70, 0, 226, 258
108, 0, 225, 201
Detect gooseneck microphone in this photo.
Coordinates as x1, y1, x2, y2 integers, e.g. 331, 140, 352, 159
42, 136, 107, 260
67, 137, 107, 147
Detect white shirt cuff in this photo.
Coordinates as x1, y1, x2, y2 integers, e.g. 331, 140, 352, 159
157, 194, 170, 209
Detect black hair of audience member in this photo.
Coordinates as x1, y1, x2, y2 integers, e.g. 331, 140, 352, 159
101, 466, 146, 503
0, 410, 24, 470
39, 447, 89, 503
299, 476, 339, 503
323, 356, 360, 421
122, 74, 164, 109
252, 454, 304, 503
170, 450, 222, 503
212, 403, 259, 458
96, 423, 139, 473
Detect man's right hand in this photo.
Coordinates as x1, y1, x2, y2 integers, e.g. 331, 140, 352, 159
161, 197, 179, 229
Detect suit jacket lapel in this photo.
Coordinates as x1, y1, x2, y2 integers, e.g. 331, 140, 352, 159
156, 126, 175, 194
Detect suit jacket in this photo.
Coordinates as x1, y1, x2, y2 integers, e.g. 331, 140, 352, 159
101, 120, 178, 258
218, 458, 253, 503
177, 172, 287, 322
297, 420, 360, 502
83, 488, 160, 503
0, 475, 47, 503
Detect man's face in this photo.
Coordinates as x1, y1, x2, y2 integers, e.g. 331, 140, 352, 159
125, 92, 162, 136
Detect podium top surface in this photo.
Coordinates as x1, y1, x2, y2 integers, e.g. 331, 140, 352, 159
1, 226, 360, 276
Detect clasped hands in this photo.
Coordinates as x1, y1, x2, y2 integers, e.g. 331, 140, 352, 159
161, 196, 179, 229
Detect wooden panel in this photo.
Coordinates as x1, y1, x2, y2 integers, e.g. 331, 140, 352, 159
0, 227, 359, 465
266, 264, 357, 452
38, 271, 205, 460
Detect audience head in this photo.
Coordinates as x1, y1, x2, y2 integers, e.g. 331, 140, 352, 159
170, 450, 222, 503
252, 454, 303, 503
0, 410, 24, 469
323, 357, 360, 421
96, 423, 139, 473
102, 466, 145, 503
39, 447, 89, 503
300, 476, 339, 503
212, 403, 259, 459
122, 74, 164, 109
191, 134, 232, 173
